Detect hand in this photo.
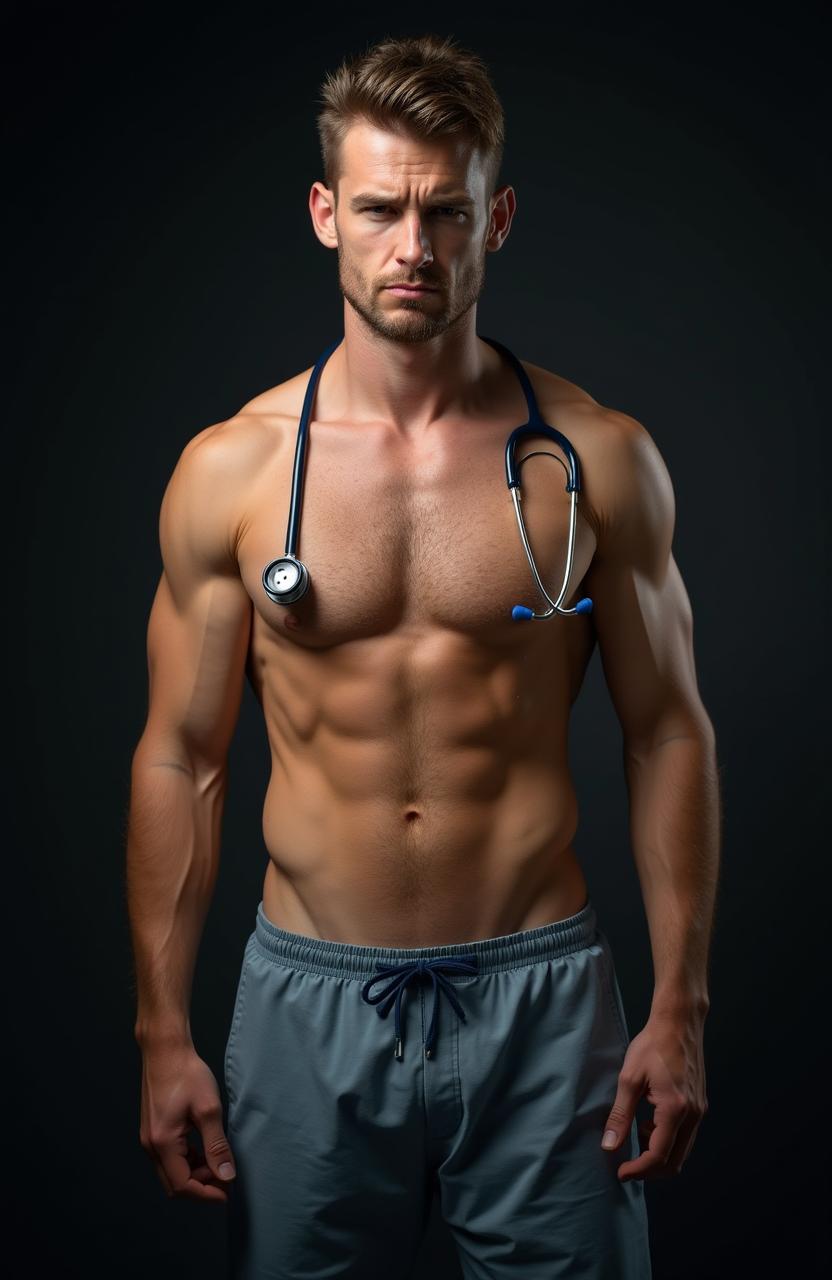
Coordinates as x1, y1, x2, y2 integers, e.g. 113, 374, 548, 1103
600, 1010, 708, 1181
138, 1042, 237, 1201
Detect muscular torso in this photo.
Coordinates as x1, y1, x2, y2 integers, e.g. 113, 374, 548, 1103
224, 352, 608, 946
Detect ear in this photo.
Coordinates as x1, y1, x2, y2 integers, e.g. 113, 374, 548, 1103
309, 181, 339, 249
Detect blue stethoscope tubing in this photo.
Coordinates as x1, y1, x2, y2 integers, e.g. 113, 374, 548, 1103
261, 334, 593, 620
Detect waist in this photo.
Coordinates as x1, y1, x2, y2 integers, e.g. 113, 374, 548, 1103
252, 892, 598, 977
260, 836, 588, 947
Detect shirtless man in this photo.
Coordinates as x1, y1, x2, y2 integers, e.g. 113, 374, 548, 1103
128, 34, 718, 1280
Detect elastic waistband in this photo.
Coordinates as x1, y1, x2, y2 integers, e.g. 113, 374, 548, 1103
252, 896, 599, 980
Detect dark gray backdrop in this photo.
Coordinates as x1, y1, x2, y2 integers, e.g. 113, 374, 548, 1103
7, 2, 829, 1277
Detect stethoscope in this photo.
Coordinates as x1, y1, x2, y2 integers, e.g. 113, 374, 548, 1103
262, 334, 593, 621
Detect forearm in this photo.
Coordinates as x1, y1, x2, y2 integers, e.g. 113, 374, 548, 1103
623, 729, 721, 1018
126, 740, 227, 1049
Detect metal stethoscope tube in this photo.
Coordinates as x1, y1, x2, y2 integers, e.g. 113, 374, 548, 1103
503, 419, 593, 620
508, 448, 591, 620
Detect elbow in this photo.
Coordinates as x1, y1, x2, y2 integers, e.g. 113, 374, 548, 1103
132, 732, 229, 790
624, 706, 717, 763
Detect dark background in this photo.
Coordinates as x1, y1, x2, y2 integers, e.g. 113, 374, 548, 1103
6, 2, 829, 1276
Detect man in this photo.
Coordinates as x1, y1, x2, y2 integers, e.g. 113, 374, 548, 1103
128, 32, 718, 1280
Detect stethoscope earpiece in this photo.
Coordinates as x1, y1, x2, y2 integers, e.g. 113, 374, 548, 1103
263, 335, 594, 622
512, 596, 593, 621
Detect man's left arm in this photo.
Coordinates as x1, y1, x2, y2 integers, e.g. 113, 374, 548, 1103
579, 408, 721, 1181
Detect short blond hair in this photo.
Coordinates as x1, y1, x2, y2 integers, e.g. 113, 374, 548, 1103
316, 33, 505, 203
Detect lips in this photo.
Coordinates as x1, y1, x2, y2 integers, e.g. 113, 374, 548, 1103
386, 284, 436, 292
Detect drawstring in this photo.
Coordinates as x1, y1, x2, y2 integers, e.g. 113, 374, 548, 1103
360, 954, 479, 1060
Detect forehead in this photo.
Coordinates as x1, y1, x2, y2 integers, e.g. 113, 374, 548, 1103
339, 119, 484, 193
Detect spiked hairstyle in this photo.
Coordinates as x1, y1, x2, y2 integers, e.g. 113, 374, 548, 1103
315, 34, 505, 204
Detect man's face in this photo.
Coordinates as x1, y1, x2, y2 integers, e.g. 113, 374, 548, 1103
323, 121, 499, 343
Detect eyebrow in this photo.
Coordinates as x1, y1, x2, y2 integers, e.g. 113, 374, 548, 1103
349, 192, 475, 210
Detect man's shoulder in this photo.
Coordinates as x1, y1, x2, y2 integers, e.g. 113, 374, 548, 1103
180, 364, 314, 471
523, 356, 658, 449
235, 363, 317, 420
168, 367, 316, 569
520, 357, 600, 414
522, 358, 641, 453
522, 360, 670, 544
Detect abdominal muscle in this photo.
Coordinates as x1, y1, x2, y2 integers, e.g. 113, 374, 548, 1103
256, 628, 591, 948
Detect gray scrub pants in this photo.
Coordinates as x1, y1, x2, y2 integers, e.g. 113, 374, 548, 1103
223, 897, 651, 1279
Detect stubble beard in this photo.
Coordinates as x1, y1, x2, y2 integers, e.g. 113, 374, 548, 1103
335, 237, 487, 345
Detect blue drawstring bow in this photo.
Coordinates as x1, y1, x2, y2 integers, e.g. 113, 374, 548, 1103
361, 954, 479, 1060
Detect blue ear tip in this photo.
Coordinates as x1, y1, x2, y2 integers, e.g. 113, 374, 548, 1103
575, 597, 593, 614
512, 605, 535, 621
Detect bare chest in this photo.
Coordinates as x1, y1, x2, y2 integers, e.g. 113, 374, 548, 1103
237, 416, 598, 652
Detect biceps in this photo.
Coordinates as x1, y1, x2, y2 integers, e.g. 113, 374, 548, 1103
143, 569, 252, 769
588, 551, 709, 750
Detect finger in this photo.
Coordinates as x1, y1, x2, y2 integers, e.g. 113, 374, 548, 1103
151, 1152, 175, 1198
600, 1071, 643, 1153
661, 1110, 702, 1175
193, 1101, 237, 1187
636, 1118, 656, 1154
141, 1131, 174, 1198
618, 1100, 684, 1181
667, 1072, 708, 1174
158, 1131, 230, 1202
185, 1142, 220, 1185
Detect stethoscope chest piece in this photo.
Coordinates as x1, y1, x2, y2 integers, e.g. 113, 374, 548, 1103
262, 555, 310, 605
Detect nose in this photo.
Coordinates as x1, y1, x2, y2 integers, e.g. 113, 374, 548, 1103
395, 212, 434, 271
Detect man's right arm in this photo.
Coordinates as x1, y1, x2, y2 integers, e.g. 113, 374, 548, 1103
127, 424, 252, 1052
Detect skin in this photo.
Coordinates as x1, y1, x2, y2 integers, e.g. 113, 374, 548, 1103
128, 119, 718, 1207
